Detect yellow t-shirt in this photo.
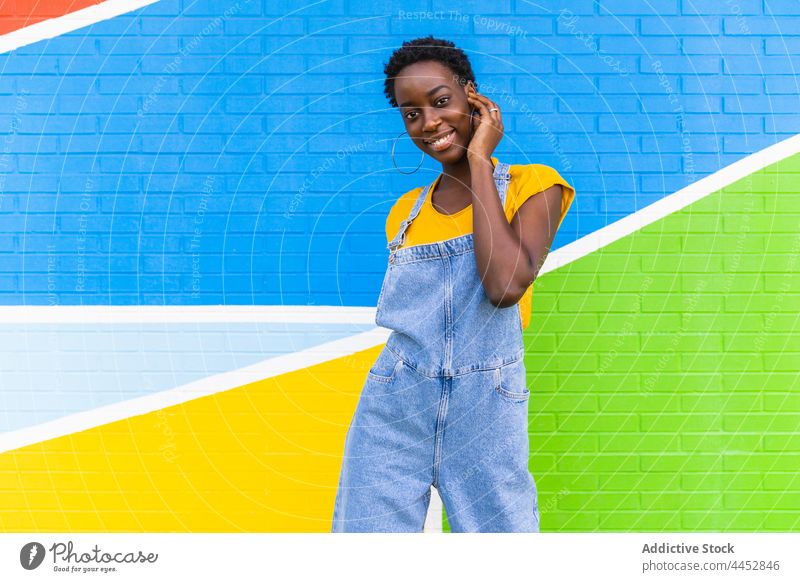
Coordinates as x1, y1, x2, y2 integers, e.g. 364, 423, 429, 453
385, 157, 575, 331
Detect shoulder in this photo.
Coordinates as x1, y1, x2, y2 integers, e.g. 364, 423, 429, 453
506, 162, 576, 221
509, 163, 573, 193
385, 186, 424, 243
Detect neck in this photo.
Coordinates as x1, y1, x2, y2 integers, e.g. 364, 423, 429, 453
437, 155, 476, 195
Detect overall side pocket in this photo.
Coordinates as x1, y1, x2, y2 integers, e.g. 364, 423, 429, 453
493, 358, 530, 402
366, 347, 403, 384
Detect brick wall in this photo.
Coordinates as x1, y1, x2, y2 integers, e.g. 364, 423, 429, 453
0, 0, 797, 304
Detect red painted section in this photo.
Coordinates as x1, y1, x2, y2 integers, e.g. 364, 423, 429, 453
0, 0, 107, 35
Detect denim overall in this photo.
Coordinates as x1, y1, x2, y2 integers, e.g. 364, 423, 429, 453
332, 161, 539, 533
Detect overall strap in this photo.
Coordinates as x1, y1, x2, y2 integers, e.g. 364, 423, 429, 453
387, 161, 513, 253
493, 161, 512, 207
387, 182, 431, 253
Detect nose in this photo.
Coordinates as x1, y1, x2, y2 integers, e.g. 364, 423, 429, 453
421, 107, 442, 132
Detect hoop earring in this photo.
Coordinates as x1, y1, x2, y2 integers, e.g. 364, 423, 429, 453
391, 130, 424, 174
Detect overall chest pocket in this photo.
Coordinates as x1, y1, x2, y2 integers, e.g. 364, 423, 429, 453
375, 253, 449, 332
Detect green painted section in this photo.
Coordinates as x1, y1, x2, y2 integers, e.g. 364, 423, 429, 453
444, 155, 800, 532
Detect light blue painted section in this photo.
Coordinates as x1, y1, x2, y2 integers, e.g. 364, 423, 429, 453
0, 322, 375, 432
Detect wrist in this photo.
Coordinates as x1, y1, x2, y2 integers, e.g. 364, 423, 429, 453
468, 153, 493, 166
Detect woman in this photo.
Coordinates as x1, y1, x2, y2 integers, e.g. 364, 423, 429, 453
332, 36, 575, 533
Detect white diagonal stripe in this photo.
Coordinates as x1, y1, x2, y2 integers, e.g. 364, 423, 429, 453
0, 326, 390, 454
541, 133, 800, 274
0, 0, 159, 54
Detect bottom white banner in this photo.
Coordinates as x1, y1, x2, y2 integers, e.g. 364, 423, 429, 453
1, 533, 797, 581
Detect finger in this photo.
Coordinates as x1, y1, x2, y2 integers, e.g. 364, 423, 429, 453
470, 91, 492, 108
467, 93, 491, 116
480, 96, 501, 116
469, 98, 491, 119
470, 89, 494, 107
469, 91, 501, 118
469, 96, 501, 126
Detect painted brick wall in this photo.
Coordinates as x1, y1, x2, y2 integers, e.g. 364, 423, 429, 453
517, 157, 800, 532
0, 0, 797, 305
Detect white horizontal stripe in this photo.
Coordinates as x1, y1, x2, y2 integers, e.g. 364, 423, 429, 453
0, 0, 159, 54
0, 305, 378, 324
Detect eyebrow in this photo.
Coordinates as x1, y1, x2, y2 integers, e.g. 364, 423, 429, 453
398, 84, 450, 108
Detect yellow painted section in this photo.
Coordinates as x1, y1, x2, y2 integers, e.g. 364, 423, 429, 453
0, 345, 382, 532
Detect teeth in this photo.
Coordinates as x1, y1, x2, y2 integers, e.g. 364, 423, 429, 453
428, 130, 453, 145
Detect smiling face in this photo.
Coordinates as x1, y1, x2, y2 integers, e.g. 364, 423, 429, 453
393, 60, 474, 164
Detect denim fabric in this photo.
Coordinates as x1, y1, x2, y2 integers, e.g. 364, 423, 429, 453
332, 162, 539, 533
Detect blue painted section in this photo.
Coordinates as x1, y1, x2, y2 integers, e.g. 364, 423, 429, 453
0, 322, 374, 431
0, 0, 797, 304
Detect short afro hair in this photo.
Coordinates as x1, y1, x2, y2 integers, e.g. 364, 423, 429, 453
383, 35, 477, 108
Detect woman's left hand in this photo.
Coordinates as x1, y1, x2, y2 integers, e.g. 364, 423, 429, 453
466, 83, 504, 162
